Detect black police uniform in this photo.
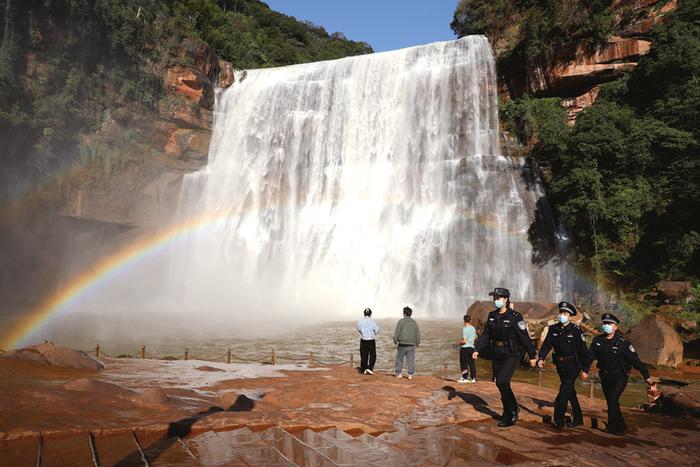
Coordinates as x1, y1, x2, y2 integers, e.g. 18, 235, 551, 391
538, 304, 588, 427
475, 288, 535, 426
583, 314, 650, 433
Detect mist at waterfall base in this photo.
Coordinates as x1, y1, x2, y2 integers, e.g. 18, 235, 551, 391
46, 36, 569, 339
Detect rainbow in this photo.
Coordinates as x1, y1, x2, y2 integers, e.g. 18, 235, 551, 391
0, 211, 228, 349
0, 201, 581, 350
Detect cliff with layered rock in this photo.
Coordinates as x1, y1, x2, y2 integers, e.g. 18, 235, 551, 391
453, 0, 678, 123
62, 37, 232, 228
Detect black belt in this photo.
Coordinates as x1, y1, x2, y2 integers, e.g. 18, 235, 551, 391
556, 355, 576, 362
494, 340, 508, 347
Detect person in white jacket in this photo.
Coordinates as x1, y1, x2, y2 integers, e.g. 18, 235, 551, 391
357, 307, 380, 375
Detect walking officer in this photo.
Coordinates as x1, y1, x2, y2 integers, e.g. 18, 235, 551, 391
537, 301, 588, 429
474, 287, 537, 427
581, 313, 653, 434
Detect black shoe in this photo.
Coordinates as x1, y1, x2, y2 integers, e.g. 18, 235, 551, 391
567, 419, 584, 428
512, 407, 520, 423
606, 423, 626, 434
498, 418, 515, 427
551, 421, 565, 430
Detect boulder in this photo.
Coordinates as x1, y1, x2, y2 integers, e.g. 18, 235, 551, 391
466, 301, 558, 328
627, 315, 684, 368
218, 59, 235, 88
2, 342, 104, 370
656, 281, 692, 304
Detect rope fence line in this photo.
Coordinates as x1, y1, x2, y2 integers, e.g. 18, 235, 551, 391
81, 344, 361, 368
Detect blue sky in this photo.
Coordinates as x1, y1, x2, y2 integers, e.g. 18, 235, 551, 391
265, 1, 459, 52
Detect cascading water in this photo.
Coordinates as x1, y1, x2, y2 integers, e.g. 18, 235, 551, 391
172, 36, 568, 320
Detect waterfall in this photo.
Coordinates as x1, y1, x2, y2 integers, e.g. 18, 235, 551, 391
172, 36, 568, 320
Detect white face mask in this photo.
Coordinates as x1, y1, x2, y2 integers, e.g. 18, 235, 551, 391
559, 313, 570, 324
494, 299, 505, 309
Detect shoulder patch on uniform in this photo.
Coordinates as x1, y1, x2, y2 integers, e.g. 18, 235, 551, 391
629, 344, 636, 353
517, 320, 527, 331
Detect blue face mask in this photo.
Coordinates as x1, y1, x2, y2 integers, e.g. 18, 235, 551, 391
602, 324, 614, 334
559, 314, 569, 324
494, 299, 505, 309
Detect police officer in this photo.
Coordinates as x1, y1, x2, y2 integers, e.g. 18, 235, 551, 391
581, 313, 653, 434
474, 287, 536, 427
537, 301, 588, 429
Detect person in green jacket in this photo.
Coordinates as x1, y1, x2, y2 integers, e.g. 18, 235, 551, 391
393, 306, 421, 379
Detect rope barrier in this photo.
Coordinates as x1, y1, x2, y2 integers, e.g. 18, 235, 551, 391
81, 344, 362, 367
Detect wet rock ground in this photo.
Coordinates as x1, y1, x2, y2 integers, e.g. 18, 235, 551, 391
1, 359, 699, 465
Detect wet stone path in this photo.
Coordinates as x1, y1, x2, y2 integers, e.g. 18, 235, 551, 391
1, 363, 699, 466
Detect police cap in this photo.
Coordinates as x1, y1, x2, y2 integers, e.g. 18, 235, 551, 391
557, 301, 577, 316
488, 287, 510, 298
601, 313, 620, 324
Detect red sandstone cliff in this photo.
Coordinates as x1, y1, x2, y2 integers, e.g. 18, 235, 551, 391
60, 39, 236, 228
500, 0, 677, 124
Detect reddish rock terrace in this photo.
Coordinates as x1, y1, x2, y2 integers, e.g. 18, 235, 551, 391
1, 358, 698, 466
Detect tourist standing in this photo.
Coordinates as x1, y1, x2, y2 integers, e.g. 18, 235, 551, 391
581, 313, 653, 434
537, 301, 588, 429
357, 307, 379, 375
473, 287, 537, 427
458, 314, 477, 383
393, 306, 421, 379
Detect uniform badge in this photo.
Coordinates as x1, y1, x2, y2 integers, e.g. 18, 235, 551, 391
629, 345, 636, 353
517, 321, 527, 330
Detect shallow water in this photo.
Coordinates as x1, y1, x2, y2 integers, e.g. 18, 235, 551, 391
13, 317, 678, 407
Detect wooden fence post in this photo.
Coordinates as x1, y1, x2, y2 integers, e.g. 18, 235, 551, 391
227, 349, 231, 364
589, 379, 594, 399
271, 349, 276, 365
141, 345, 145, 359
350, 353, 354, 368
184, 348, 189, 361
95, 344, 100, 359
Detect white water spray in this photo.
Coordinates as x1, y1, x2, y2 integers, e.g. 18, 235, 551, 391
171, 36, 567, 320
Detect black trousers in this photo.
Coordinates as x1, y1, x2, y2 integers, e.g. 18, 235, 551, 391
601, 371, 629, 431
459, 346, 477, 379
359, 339, 376, 372
492, 355, 520, 419
554, 365, 583, 424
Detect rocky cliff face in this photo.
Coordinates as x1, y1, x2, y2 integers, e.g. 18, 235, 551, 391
61, 39, 235, 228
500, 0, 677, 123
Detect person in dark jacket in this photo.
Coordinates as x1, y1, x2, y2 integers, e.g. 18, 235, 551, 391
581, 313, 654, 434
393, 306, 421, 379
537, 301, 588, 429
474, 287, 537, 427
